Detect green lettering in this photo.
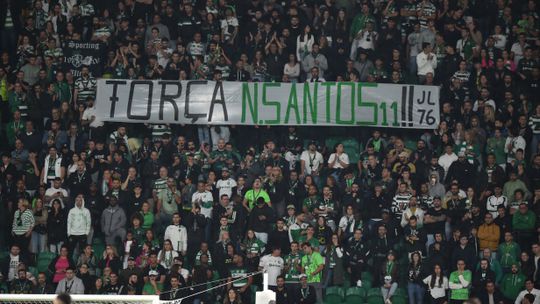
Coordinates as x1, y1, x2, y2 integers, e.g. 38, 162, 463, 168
284, 83, 300, 124
335, 82, 355, 125
302, 82, 318, 123
320, 82, 336, 123
262, 82, 281, 125
241, 83, 258, 123
356, 82, 378, 126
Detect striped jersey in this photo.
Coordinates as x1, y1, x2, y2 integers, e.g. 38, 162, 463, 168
392, 192, 412, 220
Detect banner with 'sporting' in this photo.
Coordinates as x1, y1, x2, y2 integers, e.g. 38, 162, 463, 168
95, 80, 440, 129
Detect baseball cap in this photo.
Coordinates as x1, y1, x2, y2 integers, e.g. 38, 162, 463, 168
458, 151, 466, 157
299, 274, 307, 279
148, 270, 159, 276
287, 204, 296, 210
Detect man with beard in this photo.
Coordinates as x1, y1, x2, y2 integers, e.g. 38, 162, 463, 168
73, 66, 96, 105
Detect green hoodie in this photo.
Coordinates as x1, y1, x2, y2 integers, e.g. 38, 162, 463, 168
512, 210, 536, 231
500, 271, 526, 300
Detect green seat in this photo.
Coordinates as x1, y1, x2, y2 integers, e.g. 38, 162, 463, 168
394, 288, 407, 297
366, 287, 385, 304
324, 286, 344, 304
28, 266, 38, 277
0, 251, 9, 265
36, 259, 51, 273
361, 272, 374, 283
92, 237, 104, 245
391, 296, 407, 304
92, 243, 105, 258
345, 287, 366, 304
37, 251, 56, 261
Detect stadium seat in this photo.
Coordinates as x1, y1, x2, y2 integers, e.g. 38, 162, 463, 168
37, 258, 51, 273
37, 251, 57, 261
345, 287, 366, 304
361, 272, 374, 284
28, 266, 38, 278
366, 288, 384, 304
324, 286, 344, 304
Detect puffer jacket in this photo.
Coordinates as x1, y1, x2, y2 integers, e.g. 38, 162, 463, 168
478, 222, 500, 251
67, 199, 91, 236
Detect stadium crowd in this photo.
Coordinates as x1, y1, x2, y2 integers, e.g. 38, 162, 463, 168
0, 0, 539, 304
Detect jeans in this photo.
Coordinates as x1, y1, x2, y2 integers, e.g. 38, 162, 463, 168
30, 232, 47, 254
381, 282, 398, 301
408, 282, 425, 304
197, 126, 210, 145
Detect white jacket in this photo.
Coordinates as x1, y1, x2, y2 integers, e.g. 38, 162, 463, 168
164, 224, 188, 252
67, 200, 91, 236
416, 51, 437, 76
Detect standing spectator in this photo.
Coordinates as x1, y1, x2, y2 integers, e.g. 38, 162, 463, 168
67, 194, 91, 258
301, 242, 324, 303
416, 43, 437, 83
11, 199, 34, 253
449, 259, 472, 303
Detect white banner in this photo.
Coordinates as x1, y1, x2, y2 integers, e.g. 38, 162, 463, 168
95, 80, 440, 128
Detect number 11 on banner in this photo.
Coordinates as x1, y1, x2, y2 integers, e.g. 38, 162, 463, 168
378, 102, 399, 127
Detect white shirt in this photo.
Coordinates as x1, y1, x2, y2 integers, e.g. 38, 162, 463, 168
283, 63, 300, 79
438, 153, 458, 178
423, 275, 448, 299
164, 224, 188, 252
8, 254, 20, 281
82, 106, 104, 128
216, 178, 237, 199
259, 254, 284, 286
515, 288, 540, 304
191, 191, 214, 218
328, 153, 350, 169
284, 151, 300, 171
300, 150, 324, 175
416, 51, 438, 76
486, 195, 508, 218
45, 187, 69, 199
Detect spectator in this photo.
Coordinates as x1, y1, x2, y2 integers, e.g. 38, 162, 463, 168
55, 266, 84, 294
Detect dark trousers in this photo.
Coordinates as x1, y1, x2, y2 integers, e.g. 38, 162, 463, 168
67, 234, 88, 258
12, 234, 31, 253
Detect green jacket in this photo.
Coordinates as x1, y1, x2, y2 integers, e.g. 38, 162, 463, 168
500, 272, 526, 300
503, 180, 531, 202
486, 137, 506, 165
449, 270, 472, 300
497, 242, 521, 269
512, 210, 536, 231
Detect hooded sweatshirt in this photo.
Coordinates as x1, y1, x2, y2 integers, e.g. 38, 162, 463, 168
67, 199, 91, 236
428, 172, 446, 198
500, 270, 525, 300
100, 204, 126, 236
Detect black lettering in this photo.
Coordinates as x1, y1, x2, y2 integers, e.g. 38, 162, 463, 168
158, 81, 181, 120
208, 81, 228, 122
185, 80, 207, 123
127, 80, 153, 120
408, 85, 414, 126
401, 86, 407, 127
105, 80, 127, 118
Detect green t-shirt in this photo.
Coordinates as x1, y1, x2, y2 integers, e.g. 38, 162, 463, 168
284, 252, 303, 283
301, 252, 324, 283
244, 189, 271, 210
449, 270, 472, 300
143, 282, 163, 295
